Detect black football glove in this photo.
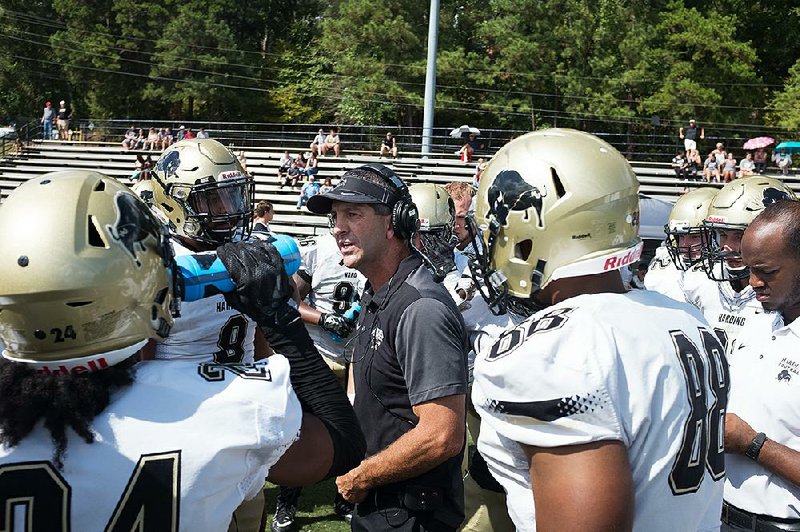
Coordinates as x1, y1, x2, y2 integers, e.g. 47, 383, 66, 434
318, 312, 356, 338
216, 240, 299, 327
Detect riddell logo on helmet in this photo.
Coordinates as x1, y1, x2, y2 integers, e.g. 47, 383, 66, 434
218, 171, 243, 180
37, 358, 110, 375
706, 216, 727, 223
603, 247, 642, 271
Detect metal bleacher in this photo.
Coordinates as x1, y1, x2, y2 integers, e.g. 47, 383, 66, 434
2, 140, 799, 238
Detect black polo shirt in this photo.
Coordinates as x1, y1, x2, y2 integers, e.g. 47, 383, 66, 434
352, 253, 468, 524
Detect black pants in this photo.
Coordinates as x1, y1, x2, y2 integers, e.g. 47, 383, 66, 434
352, 491, 457, 532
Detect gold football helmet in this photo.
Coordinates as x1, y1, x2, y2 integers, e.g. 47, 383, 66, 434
472, 129, 641, 313
0, 171, 175, 371
665, 187, 717, 271
702, 176, 796, 280
148, 138, 254, 245
409, 183, 457, 281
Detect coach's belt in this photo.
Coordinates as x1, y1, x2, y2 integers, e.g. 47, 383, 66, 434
723, 501, 800, 531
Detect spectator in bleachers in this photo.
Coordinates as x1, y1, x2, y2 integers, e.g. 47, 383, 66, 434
711, 142, 727, 166
161, 128, 174, 151
121, 126, 137, 150
739, 152, 756, 178
297, 175, 321, 209
56, 100, 71, 141
287, 161, 302, 188
321, 127, 341, 158
319, 176, 334, 194
176, 125, 186, 141
754, 147, 768, 174
721, 152, 737, 182
277, 150, 293, 180
144, 128, 159, 151
310, 128, 326, 157
183, 128, 195, 140
679, 118, 704, 153
380, 132, 398, 158
196, 127, 209, 139
41, 101, 54, 140
704, 152, 721, 183
252, 200, 274, 233
280, 161, 301, 189
304, 152, 319, 179
672, 149, 689, 180
458, 133, 483, 163
296, 152, 308, 173
773, 148, 792, 175
134, 128, 146, 150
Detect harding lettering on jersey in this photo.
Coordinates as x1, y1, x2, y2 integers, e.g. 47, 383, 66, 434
718, 313, 746, 327
216, 301, 236, 313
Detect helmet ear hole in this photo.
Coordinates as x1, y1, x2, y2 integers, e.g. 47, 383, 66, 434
515, 239, 533, 261
550, 168, 566, 198
88, 216, 107, 248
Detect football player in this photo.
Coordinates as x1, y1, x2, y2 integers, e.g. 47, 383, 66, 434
470, 129, 726, 531
0, 170, 364, 531
682, 176, 796, 348
409, 182, 458, 284
646, 187, 717, 302
135, 138, 270, 364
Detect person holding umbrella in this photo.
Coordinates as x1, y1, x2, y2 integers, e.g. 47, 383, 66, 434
743, 137, 774, 174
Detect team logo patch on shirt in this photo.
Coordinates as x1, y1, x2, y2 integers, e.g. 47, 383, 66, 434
777, 357, 799, 382
369, 327, 384, 350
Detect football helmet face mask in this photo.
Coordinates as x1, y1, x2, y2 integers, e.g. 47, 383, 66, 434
702, 176, 796, 281
150, 139, 254, 246
0, 171, 176, 372
471, 129, 641, 315
664, 187, 717, 271
409, 183, 457, 281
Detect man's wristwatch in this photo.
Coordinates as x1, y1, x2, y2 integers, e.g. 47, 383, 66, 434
745, 432, 768, 461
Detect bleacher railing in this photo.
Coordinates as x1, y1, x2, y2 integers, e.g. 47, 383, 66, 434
17, 118, 800, 164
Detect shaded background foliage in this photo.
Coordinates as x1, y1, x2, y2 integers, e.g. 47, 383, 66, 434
1, 0, 799, 135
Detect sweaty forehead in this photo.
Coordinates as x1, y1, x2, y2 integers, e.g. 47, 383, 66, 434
743, 222, 785, 257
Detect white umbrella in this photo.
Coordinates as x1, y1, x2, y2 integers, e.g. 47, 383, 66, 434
449, 125, 481, 138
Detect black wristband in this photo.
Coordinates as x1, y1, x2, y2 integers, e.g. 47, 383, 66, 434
259, 320, 366, 478
745, 432, 767, 461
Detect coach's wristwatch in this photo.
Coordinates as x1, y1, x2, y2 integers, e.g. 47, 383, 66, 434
745, 432, 768, 461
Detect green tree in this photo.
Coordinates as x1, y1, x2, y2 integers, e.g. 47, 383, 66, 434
639, 1, 761, 125
766, 58, 800, 131
0, 2, 65, 123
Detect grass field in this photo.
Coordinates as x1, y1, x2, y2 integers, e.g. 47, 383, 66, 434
263, 480, 350, 531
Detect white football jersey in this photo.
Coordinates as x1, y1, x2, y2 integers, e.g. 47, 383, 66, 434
298, 234, 366, 363
155, 239, 257, 363
0, 356, 301, 531
473, 290, 727, 532
645, 245, 687, 302
682, 265, 761, 350
725, 312, 800, 518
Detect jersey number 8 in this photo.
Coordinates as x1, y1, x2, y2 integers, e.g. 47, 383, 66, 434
669, 328, 729, 495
